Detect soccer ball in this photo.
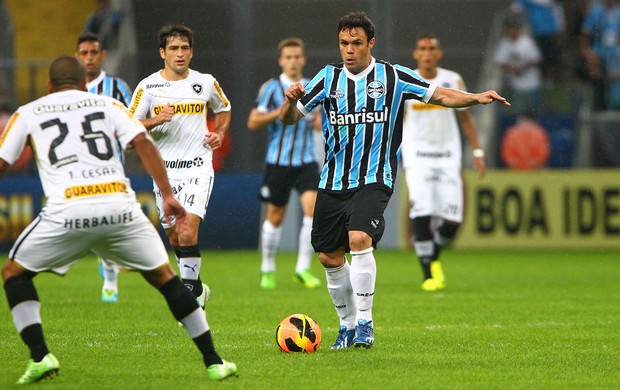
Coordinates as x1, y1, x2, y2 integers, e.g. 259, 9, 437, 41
275, 314, 321, 353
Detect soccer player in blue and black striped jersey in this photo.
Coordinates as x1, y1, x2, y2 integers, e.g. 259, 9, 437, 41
281, 11, 509, 350
247, 37, 322, 290
76, 32, 133, 303
76, 33, 132, 106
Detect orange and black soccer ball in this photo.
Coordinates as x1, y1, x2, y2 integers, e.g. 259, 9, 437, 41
275, 314, 321, 353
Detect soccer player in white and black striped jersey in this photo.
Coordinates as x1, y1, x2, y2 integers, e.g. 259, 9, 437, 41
247, 37, 322, 290
76, 32, 133, 303
281, 11, 509, 350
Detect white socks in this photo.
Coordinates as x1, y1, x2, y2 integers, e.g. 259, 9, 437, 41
296, 216, 314, 273
101, 259, 119, 292
324, 259, 356, 330
179, 257, 201, 284
414, 240, 434, 258
261, 220, 282, 273
350, 247, 376, 323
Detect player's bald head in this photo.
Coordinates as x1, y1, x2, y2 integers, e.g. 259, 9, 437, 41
49, 56, 87, 90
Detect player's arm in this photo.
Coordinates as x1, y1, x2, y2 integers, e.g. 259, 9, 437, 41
457, 110, 486, 178
247, 108, 279, 130
140, 103, 174, 130
203, 110, 231, 150
130, 132, 186, 224
429, 87, 510, 108
0, 158, 10, 179
279, 82, 305, 125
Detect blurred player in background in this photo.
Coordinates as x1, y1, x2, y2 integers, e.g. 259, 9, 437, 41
280, 11, 508, 350
76, 32, 132, 105
0, 56, 236, 384
129, 25, 231, 310
401, 34, 486, 292
76, 32, 133, 303
247, 37, 322, 289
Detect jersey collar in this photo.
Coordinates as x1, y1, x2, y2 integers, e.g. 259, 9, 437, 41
342, 57, 375, 81
87, 70, 106, 90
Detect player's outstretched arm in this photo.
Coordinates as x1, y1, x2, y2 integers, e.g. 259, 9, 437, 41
280, 82, 305, 125
430, 87, 510, 108
131, 132, 186, 225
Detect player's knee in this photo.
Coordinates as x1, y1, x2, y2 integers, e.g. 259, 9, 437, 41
348, 231, 372, 252
318, 252, 345, 268
438, 221, 460, 240
2, 260, 27, 282
411, 216, 432, 241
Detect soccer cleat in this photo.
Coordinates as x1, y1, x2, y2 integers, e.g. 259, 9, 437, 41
353, 319, 374, 348
197, 283, 210, 309
430, 261, 446, 289
101, 288, 118, 303
294, 269, 322, 288
260, 272, 276, 289
330, 326, 356, 350
206, 360, 237, 381
16, 353, 59, 385
421, 278, 444, 291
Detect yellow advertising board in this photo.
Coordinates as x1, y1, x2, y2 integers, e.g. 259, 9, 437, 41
454, 170, 620, 249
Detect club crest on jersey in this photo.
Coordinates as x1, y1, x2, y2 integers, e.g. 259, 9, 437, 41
367, 81, 385, 99
192, 83, 203, 95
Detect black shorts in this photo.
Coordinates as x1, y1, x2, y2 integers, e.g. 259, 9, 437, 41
259, 163, 320, 206
311, 183, 393, 253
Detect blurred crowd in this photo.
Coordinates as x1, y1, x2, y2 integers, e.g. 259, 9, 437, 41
495, 0, 620, 114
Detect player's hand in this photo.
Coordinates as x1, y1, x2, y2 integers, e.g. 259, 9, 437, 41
162, 195, 187, 230
474, 156, 487, 179
285, 82, 306, 102
477, 90, 510, 106
157, 103, 175, 125
202, 131, 223, 149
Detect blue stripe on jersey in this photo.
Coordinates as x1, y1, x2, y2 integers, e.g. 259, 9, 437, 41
300, 60, 432, 191
89, 74, 132, 107
255, 77, 316, 166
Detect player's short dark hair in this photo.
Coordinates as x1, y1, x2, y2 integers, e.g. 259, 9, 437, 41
338, 11, 375, 42
76, 32, 102, 49
49, 56, 86, 89
278, 37, 305, 56
158, 24, 194, 50
416, 33, 440, 46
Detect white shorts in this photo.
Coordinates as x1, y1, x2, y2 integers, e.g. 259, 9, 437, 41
154, 176, 214, 229
9, 200, 169, 275
404, 166, 463, 222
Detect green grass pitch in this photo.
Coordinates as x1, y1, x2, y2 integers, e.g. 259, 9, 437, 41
0, 249, 618, 389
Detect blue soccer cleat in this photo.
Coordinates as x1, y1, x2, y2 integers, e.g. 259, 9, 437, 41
352, 319, 374, 349
330, 326, 356, 350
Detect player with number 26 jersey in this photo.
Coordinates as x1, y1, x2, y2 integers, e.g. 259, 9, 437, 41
0, 91, 142, 206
